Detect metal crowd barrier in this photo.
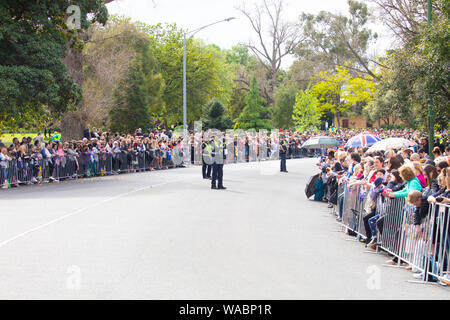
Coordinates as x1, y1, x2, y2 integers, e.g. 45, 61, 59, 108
398, 202, 431, 274
332, 181, 346, 217
377, 197, 406, 259
427, 202, 450, 284
337, 183, 450, 285
341, 183, 367, 238
2, 143, 314, 190
0, 148, 190, 189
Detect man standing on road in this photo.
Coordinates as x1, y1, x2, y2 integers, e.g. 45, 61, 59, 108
211, 135, 227, 190
279, 135, 288, 173
202, 137, 212, 179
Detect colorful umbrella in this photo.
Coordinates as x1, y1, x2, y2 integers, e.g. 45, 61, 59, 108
344, 132, 381, 148
366, 138, 417, 152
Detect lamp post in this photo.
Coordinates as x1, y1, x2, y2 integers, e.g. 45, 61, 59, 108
183, 17, 235, 137
427, 0, 434, 157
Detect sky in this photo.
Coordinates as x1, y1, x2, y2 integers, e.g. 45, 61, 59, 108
106, 0, 394, 69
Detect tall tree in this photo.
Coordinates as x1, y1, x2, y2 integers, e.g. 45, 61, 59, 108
237, 0, 303, 104
368, 0, 444, 44
296, 0, 379, 81
292, 90, 321, 132
310, 65, 376, 126
82, 16, 164, 129
142, 23, 223, 128
272, 83, 297, 129
365, 89, 401, 126
108, 32, 165, 133
201, 99, 234, 131
0, 0, 109, 134
236, 76, 272, 130
368, 0, 449, 129
109, 63, 151, 133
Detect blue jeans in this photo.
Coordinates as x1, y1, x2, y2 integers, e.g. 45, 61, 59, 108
368, 214, 380, 237
1, 167, 7, 185
338, 194, 344, 218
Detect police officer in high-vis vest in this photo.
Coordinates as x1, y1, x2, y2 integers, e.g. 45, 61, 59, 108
211, 135, 227, 190
279, 135, 288, 173
202, 137, 212, 179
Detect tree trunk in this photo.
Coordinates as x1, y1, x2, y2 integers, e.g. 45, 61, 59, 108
61, 33, 88, 141
61, 1, 117, 141
270, 68, 277, 105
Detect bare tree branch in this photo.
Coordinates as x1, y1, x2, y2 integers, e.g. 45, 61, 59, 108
236, 0, 304, 102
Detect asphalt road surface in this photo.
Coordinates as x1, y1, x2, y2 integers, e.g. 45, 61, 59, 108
0, 158, 449, 299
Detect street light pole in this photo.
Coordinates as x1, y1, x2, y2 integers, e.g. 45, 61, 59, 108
182, 17, 235, 137
183, 32, 187, 137
427, 0, 434, 158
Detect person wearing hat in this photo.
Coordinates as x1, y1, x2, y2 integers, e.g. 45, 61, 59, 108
279, 135, 288, 173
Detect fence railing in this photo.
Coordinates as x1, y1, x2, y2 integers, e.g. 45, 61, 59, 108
0, 148, 187, 189
1, 145, 319, 189
427, 203, 450, 283
337, 182, 449, 285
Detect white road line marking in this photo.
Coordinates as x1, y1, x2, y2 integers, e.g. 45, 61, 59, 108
0, 178, 187, 249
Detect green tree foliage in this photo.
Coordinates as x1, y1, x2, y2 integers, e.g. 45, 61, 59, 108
0, 0, 109, 132
272, 83, 297, 129
310, 65, 376, 126
228, 85, 248, 121
236, 76, 272, 130
365, 89, 402, 126
292, 90, 321, 132
83, 16, 164, 129
225, 45, 251, 66
201, 99, 234, 131
369, 0, 449, 130
109, 60, 151, 133
296, 0, 378, 80
142, 23, 223, 127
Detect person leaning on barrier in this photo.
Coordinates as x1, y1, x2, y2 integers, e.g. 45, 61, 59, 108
383, 165, 423, 199
427, 168, 450, 204
374, 170, 406, 240
408, 190, 431, 238
411, 170, 450, 282
422, 164, 440, 198
382, 164, 423, 265
0, 147, 11, 189
363, 177, 385, 248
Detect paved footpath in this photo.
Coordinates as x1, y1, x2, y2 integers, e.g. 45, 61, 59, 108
0, 158, 449, 299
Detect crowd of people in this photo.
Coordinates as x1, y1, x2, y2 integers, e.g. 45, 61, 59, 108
1, 126, 449, 282
0, 127, 448, 189
0, 128, 188, 188
314, 132, 449, 284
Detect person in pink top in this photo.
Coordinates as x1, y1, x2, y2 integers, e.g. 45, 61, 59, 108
412, 161, 427, 188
